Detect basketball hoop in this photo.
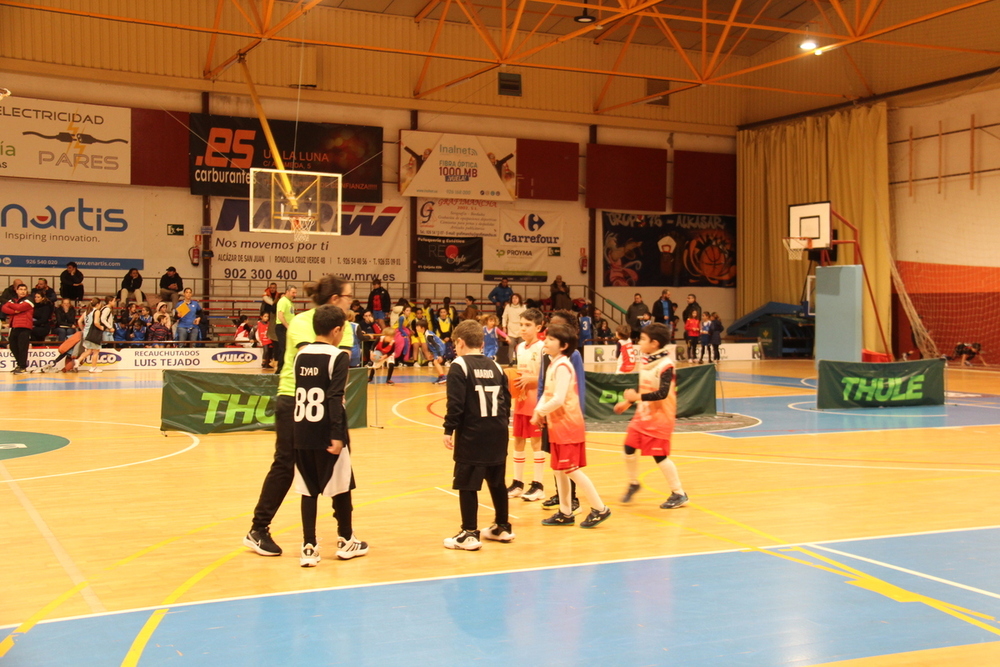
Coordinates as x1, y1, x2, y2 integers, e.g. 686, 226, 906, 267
782, 237, 812, 261
289, 215, 315, 244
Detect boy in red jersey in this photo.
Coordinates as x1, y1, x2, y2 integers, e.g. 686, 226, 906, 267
506, 308, 547, 501
614, 323, 688, 508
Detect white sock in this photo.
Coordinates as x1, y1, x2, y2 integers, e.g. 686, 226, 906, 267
624, 453, 639, 484
532, 453, 546, 484
554, 471, 571, 514
512, 454, 525, 482
657, 457, 684, 494
567, 469, 604, 512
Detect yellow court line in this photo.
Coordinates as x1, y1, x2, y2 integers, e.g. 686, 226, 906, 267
120, 486, 441, 667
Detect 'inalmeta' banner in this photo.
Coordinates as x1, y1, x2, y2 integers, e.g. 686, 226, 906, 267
160, 369, 368, 434
816, 358, 945, 409
583, 364, 717, 422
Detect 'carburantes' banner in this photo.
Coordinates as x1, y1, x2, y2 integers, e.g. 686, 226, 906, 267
583, 364, 717, 422
189, 114, 382, 202
416, 235, 483, 273
816, 358, 945, 409
602, 212, 737, 288
399, 130, 516, 201
160, 369, 368, 434
0, 96, 131, 184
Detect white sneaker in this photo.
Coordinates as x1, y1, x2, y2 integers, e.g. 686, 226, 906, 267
336, 535, 369, 560
89, 367, 103, 373
481, 523, 515, 543
443, 529, 481, 551
300, 543, 321, 567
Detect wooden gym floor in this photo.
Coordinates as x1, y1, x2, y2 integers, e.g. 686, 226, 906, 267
1, 360, 999, 666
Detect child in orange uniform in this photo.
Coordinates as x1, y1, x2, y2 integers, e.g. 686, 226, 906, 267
615, 323, 688, 509
506, 308, 547, 501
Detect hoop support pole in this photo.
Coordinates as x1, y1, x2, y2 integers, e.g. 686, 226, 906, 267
830, 209, 891, 355
239, 57, 297, 210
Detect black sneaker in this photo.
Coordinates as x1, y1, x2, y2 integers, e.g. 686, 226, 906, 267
580, 506, 612, 528
506, 480, 524, 498
660, 492, 689, 509
12, 367, 26, 375
243, 528, 282, 556
571, 497, 581, 515
481, 523, 516, 543
444, 529, 482, 550
541, 512, 575, 526
621, 483, 641, 503
521, 481, 545, 501
541, 493, 560, 509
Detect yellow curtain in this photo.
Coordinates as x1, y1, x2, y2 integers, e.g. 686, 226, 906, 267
737, 103, 891, 353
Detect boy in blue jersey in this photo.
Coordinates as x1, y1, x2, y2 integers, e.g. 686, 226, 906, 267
416, 319, 447, 384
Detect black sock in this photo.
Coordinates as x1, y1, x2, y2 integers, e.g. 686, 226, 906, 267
332, 492, 353, 540
486, 480, 509, 526
386, 363, 395, 381
459, 490, 478, 531
301, 495, 318, 545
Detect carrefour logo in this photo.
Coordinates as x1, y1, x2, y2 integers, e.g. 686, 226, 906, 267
212, 351, 256, 365
1, 198, 128, 232
97, 351, 122, 365
518, 214, 545, 232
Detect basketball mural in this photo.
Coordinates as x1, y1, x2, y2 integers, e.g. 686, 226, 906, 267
602, 212, 736, 288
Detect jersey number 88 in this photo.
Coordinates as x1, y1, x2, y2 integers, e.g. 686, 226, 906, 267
295, 387, 325, 422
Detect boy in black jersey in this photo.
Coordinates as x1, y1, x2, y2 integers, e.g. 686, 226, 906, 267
293, 304, 368, 567
442, 320, 514, 550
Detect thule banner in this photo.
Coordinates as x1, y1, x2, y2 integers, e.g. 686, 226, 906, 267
583, 364, 717, 423
816, 358, 945, 409
160, 369, 368, 434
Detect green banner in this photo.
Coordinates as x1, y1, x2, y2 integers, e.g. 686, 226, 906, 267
816, 358, 945, 409
584, 364, 717, 422
161, 369, 368, 434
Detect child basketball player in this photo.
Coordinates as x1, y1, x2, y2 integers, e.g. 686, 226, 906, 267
615, 324, 637, 374
293, 304, 368, 567
507, 308, 546, 501
614, 323, 688, 509
415, 319, 447, 384
442, 320, 514, 550
532, 323, 611, 528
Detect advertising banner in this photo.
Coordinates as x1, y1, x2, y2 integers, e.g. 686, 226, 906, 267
817, 358, 945, 409
399, 131, 516, 201
0, 346, 265, 372
212, 199, 406, 284
0, 96, 131, 184
583, 364, 716, 422
415, 198, 500, 236
602, 212, 737, 288
189, 114, 382, 202
0, 180, 145, 270
482, 208, 564, 282
160, 368, 368, 434
416, 236, 483, 273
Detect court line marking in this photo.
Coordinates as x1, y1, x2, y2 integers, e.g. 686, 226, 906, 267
805, 545, 1000, 601
7, 523, 999, 632
435, 487, 520, 520
0, 419, 200, 483
789, 401, 948, 418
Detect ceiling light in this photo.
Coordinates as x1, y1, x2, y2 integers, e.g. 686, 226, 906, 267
575, 1, 597, 24
800, 39, 817, 50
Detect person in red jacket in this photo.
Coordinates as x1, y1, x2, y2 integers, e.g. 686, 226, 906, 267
3, 283, 34, 374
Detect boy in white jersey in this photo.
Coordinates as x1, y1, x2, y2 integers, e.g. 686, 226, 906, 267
614, 323, 688, 509
506, 308, 547, 501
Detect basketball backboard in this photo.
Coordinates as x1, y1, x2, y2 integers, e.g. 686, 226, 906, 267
249, 167, 343, 235
787, 201, 831, 249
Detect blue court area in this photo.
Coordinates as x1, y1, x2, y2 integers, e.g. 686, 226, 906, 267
4, 528, 999, 666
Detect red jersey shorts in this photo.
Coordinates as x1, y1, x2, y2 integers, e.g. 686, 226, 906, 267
550, 441, 587, 471
624, 429, 671, 457
513, 413, 541, 439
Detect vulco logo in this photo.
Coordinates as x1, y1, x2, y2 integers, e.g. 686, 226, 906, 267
212, 351, 256, 365
1, 198, 128, 231
97, 352, 122, 365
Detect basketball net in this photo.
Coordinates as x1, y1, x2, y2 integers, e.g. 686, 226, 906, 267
290, 215, 315, 244
782, 237, 812, 261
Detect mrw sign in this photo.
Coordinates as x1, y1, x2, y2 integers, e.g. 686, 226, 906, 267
817, 358, 945, 409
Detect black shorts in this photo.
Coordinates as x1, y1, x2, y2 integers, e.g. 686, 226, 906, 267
294, 448, 356, 497
453, 462, 506, 492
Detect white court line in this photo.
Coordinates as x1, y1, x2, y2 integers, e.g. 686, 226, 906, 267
9, 523, 1000, 631
0, 462, 105, 614
788, 401, 947, 418
806, 544, 1000, 601
667, 453, 1000, 474
434, 487, 520, 520
0, 418, 200, 483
